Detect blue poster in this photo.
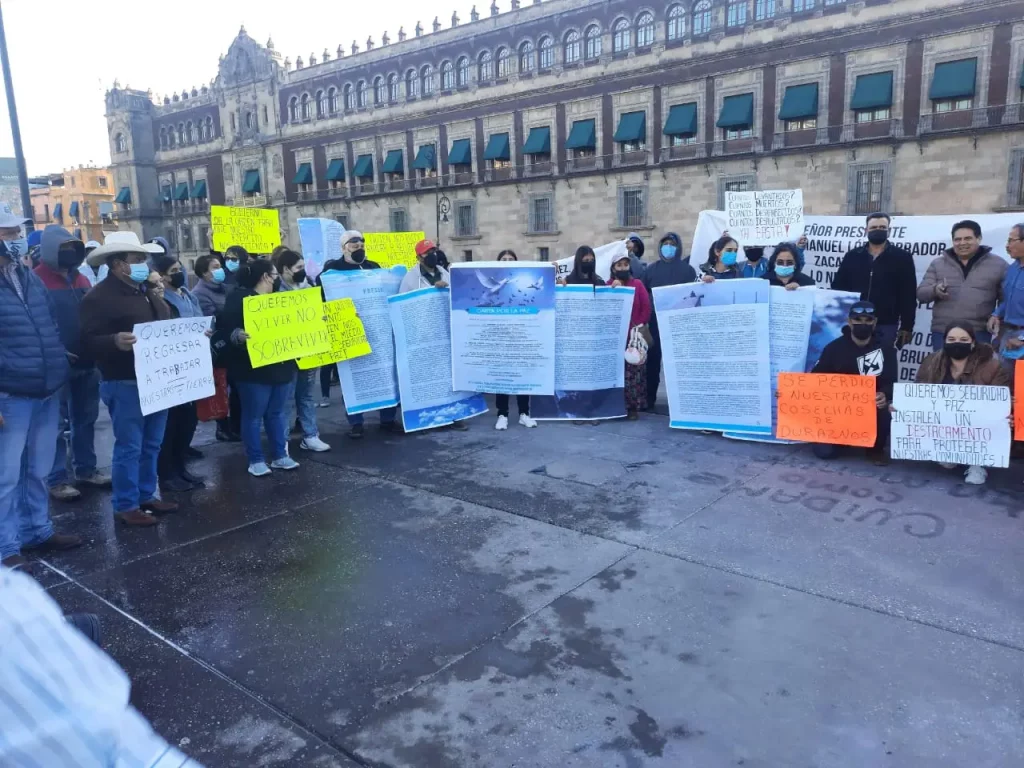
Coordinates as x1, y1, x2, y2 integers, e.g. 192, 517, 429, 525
388, 288, 488, 432
449, 262, 557, 395
320, 267, 404, 414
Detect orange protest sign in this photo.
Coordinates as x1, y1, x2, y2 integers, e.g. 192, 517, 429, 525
776, 372, 877, 447
1015, 360, 1024, 440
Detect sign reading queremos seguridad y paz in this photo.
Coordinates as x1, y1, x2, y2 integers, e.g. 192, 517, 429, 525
133, 317, 215, 416
891, 383, 1011, 468
243, 287, 332, 368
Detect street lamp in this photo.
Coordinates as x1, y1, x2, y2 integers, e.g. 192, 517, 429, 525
435, 192, 450, 245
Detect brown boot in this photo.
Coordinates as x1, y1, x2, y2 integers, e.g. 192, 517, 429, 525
116, 509, 160, 527
140, 498, 179, 515
23, 533, 83, 553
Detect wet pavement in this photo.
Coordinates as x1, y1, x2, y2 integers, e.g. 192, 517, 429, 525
35, 393, 1024, 767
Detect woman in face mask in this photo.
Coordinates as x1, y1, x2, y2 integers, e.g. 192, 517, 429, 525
609, 254, 652, 419
192, 255, 227, 317
222, 245, 249, 284
491, 250, 538, 431
700, 236, 742, 282
561, 245, 603, 287
914, 321, 1009, 486
765, 243, 816, 290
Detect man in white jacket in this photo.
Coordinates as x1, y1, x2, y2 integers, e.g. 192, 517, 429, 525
398, 239, 450, 293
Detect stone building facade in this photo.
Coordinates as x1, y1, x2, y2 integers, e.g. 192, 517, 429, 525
105, 0, 1024, 267
29, 167, 116, 243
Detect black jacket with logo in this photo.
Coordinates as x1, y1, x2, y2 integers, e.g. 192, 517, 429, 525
831, 242, 917, 331
811, 327, 897, 400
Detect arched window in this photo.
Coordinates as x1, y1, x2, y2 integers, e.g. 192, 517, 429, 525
388, 74, 399, 102
374, 76, 386, 105
300, 93, 311, 119
456, 57, 469, 87
328, 87, 338, 114
176, 123, 185, 144
289, 97, 298, 121
612, 19, 630, 53
343, 84, 354, 110
421, 65, 434, 96
727, 0, 747, 27
635, 12, 654, 47
538, 36, 554, 69
115, 132, 127, 153
754, 0, 775, 20
316, 90, 327, 118
204, 116, 214, 140
564, 30, 581, 64
186, 121, 196, 143
693, 0, 712, 35
496, 47, 511, 78
406, 69, 419, 98
519, 41, 535, 73
356, 80, 367, 108
159, 128, 167, 150
244, 111, 254, 130
667, 4, 686, 40
585, 25, 602, 59
478, 50, 493, 81
168, 129, 176, 149
441, 61, 455, 90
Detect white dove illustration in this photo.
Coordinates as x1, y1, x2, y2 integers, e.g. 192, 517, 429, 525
476, 272, 510, 296
528, 276, 544, 290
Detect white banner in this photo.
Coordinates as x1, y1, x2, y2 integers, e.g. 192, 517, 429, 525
725, 189, 804, 246
133, 317, 214, 416
297, 217, 344, 282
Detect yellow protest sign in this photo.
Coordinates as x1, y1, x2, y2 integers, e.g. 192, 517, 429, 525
297, 298, 372, 369
364, 232, 425, 270
211, 205, 281, 254
243, 287, 331, 368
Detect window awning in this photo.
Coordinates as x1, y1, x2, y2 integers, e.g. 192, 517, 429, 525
241, 169, 261, 194
173, 182, 190, 201
850, 71, 893, 110
381, 149, 404, 174
448, 138, 472, 166
191, 179, 207, 199
411, 144, 436, 171
68, 201, 80, 219
326, 158, 346, 181
522, 126, 551, 155
352, 154, 374, 179
565, 119, 596, 150
161, 184, 172, 202
53, 202, 64, 219
778, 83, 819, 120
663, 103, 698, 136
292, 163, 313, 185
483, 132, 510, 161
614, 111, 646, 143
929, 58, 977, 101
716, 93, 754, 129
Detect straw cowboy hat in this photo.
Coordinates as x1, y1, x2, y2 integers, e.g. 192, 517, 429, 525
86, 231, 163, 267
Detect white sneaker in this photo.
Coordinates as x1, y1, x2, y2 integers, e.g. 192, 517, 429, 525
519, 414, 538, 428
300, 436, 331, 452
964, 465, 987, 485
248, 462, 272, 477
318, 398, 330, 408
495, 415, 508, 431
271, 457, 301, 471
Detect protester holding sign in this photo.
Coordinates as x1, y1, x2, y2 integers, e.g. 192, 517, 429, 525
609, 254, 651, 419
700, 236, 742, 281
643, 232, 695, 410
561, 245, 603, 288
991, 223, 1024, 370
399, 239, 451, 293
810, 301, 896, 464
831, 213, 916, 350
489, 250, 537, 430
765, 243, 815, 289
916, 220, 1006, 351
212, 260, 301, 477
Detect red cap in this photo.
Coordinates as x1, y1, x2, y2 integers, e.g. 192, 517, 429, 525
415, 239, 436, 257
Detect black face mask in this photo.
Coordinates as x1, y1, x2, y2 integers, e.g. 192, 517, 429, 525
944, 342, 973, 361
580, 260, 595, 276
850, 323, 874, 341
613, 269, 631, 282
291, 269, 306, 284
350, 248, 366, 264
57, 249, 84, 270
169, 272, 186, 289
272, 276, 282, 292
867, 230, 889, 246
422, 252, 438, 270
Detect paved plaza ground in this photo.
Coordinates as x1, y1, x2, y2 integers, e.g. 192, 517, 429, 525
33, 395, 1024, 767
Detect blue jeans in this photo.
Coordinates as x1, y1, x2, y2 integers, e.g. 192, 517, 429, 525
288, 369, 319, 439
346, 406, 397, 426
99, 380, 168, 514
0, 393, 60, 558
235, 380, 290, 464
931, 330, 991, 351
48, 367, 100, 486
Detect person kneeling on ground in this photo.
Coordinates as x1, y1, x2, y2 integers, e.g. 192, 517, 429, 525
811, 301, 896, 465
914, 322, 1009, 485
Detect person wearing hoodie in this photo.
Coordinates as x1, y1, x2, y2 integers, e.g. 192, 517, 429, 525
739, 247, 768, 278
221, 245, 249, 286
33, 226, 111, 502
916, 220, 1007, 351
625, 234, 647, 281
810, 301, 896, 464
700, 235, 742, 281
643, 232, 696, 409
764, 242, 816, 289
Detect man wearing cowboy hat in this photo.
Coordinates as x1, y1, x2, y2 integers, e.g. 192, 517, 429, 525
0, 207, 83, 570
79, 233, 178, 527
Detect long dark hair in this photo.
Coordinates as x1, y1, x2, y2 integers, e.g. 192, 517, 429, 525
236, 258, 274, 290
274, 248, 303, 272
706, 235, 738, 267
768, 242, 803, 273
567, 244, 602, 287
497, 249, 518, 261
148, 252, 178, 275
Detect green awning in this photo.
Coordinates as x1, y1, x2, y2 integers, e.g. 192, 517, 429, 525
716, 93, 754, 129
161, 184, 172, 202
173, 182, 189, 201
69, 201, 80, 218
411, 144, 436, 171
114, 188, 131, 205
663, 103, 698, 136
483, 133, 510, 161
191, 179, 207, 199
850, 72, 893, 110
292, 163, 313, 185
53, 203, 64, 219
241, 169, 261, 194
448, 138, 472, 166
326, 159, 345, 181
565, 119, 596, 150
778, 83, 819, 120
522, 126, 551, 155
613, 111, 646, 143
352, 154, 374, 178
929, 58, 977, 101
381, 149, 404, 174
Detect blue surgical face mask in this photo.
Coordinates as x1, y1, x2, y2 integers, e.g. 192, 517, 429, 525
129, 263, 150, 283
4, 237, 28, 259
660, 244, 677, 259
721, 251, 738, 267
211, 268, 226, 283
775, 265, 796, 278
224, 259, 240, 273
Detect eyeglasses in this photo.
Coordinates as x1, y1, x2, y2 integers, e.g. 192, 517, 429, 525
1008, 237, 1024, 244
347, 238, 364, 245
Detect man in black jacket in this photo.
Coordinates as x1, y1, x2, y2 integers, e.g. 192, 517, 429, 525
811, 301, 896, 463
831, 212, 916, 350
